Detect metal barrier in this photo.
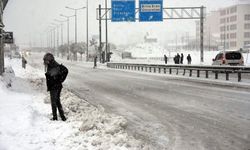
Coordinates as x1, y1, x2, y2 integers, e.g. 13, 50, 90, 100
107, 63, 250, 82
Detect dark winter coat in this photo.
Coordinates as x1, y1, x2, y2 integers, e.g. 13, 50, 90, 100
180, 54, 184, 64
164, 55, 168, 64
45, 60, 63, 91
176, 54, 180, 64
187, 55, 192, 64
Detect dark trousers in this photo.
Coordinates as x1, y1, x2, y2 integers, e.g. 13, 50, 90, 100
50, 88, 65, 119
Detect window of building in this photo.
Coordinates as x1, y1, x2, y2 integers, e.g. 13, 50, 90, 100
244, 32, 250, 38
227, 17, 230, 23
245, 14, 250, 21
227, 34, 229, 39
220, 10, 226, 16
245, 23, 250, 29
230, 6, 237, 14
227, 25, 230, 31
227, 9, 230, 14
220, 18, 225, 24
230, 24, 237, 30
230, 41, 237, 47
230, 33, 237, 39
220, 26, 225, 32
220, 34, 225, 39
244, 41, 250, 45
230, 16, 237, 22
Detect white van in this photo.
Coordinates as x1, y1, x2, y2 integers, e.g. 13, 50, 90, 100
212, 51, 244, 66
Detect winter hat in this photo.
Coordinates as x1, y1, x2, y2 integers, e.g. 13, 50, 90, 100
43, 53, 54, 64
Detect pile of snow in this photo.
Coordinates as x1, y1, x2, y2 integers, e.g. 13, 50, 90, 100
126, 43, 166, 58
0, 58, 150, 150
112, 43, 250, 66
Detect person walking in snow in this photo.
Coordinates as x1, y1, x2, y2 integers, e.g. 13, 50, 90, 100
164, 55, 168, 64
43, 53, 67, 121
176, 53, 180, 64
22, 56, 27, 69
180, 53, 184, 64
187, 54, 192, 64
93, 55, 97, 68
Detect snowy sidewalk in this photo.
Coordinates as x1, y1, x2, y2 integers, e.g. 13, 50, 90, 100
0, 58, 149, 150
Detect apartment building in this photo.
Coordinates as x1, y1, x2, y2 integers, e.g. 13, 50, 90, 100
196, 3, 250, 50
219, 4, 250, 50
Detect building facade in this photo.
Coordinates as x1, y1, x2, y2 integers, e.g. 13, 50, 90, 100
219, 4, 250, 50
196, 11, 220, 51
196, 3, 250, 51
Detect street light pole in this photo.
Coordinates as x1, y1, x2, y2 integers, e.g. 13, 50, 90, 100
86, 0, 89, 62
105, 0, 108, 62
65, 6, 86, 44
55, 19, 67, 46
52, 23, 60, 56
60, 14, 74, 60
66, 6, 86, 61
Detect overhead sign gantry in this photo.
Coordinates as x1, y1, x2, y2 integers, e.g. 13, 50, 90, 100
97, 0, 205, 62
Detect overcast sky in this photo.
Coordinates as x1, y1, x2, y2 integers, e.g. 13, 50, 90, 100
2, 0, 246, 48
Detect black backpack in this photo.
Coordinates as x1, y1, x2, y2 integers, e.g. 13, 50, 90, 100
59, 64, 68, 83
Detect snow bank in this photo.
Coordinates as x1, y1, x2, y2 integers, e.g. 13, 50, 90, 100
0, 58, 150, 150
43, 88, 149, 149
126, 43, 166, 58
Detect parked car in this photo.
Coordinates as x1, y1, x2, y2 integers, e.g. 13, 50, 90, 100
212, 50, 244, 66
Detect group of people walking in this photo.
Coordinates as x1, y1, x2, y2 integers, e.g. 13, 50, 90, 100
164, 53, 192, 64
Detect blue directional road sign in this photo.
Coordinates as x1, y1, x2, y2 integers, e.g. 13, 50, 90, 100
139, 0, 163, 22
112, 0, 135, 22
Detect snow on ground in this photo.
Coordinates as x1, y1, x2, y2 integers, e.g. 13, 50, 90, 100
0, 58, 150, 150
110, 42, 250, 66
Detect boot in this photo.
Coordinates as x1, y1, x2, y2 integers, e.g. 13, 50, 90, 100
61, 116, 67, 121
50, 117, 58, 121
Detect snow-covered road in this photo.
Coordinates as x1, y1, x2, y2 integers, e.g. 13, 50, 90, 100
28, 53, 250, 150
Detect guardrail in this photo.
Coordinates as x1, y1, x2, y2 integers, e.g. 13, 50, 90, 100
107, 63, 250, 82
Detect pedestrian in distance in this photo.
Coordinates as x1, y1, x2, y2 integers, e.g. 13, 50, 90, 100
176, 53, 180, 64
43, 53, 68, 121
173, 55, 177, 64
22, 56, 27, 69
93, 55, 97, 69
164, 54, 168, 64
180, 53, 184, 64
187, 54, 192, 64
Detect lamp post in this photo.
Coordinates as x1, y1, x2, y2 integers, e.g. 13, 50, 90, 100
52, 23, 60, 56
66, 6, 86, 61
86, 0, 89, 62
55, 19, 66, 46
48, 26, 56, 55
65, 6, 86, 44
60, 14, 75, 60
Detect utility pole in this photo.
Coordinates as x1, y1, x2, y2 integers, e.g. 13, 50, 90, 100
200, 6, 205, 63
